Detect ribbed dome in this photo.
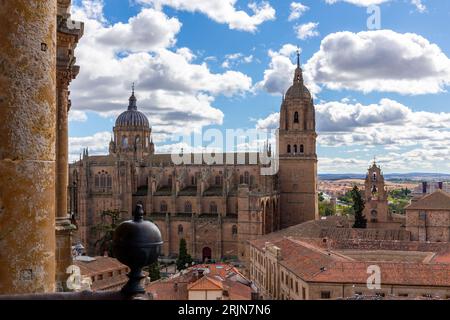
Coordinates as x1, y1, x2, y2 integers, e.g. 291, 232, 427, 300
115, 89, 149, 128
115, 109, 149, 127
285, 82, 311, 100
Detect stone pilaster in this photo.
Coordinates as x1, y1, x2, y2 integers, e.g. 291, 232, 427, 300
0, 0, 57, 294
55, 0, 83, 291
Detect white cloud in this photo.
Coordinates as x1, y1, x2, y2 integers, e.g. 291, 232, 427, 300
295, 22, 319, 40
221, 53, 254, 69
315, 99, 450, 149
324, 0, 389, 6
255, 98, 450, 171
305, 30, 450, 95
70, 1, 253, 140
288, 2, 309, 21
256, 44, 319, 95
325, 0, 427, 13
69, 131, 111, 162
411, 0, 426, 13
256, 112, 279, 130
68, 110, 88, 122
138, 0, 276, 32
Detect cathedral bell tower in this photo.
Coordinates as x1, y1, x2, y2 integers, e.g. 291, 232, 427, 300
278, 51, 319, 227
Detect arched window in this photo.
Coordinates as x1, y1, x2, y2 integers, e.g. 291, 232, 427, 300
135, 136, 141, 148
210, 202, 217, 214
300, 144, 304, 153
191, 175, 196, 185
294, 112, 299, 123
184, 201, 192, 213
122, 136, 128, 147
168, 175, 172, 187
178, 224, 183, 235
244, 171, 250, 184
95, 175, 100, 188
232, 225, 238, 235
294, 145, 298, 154
160, 201, 167, 213
215, 175, 221, 186
287, 145, 291, 153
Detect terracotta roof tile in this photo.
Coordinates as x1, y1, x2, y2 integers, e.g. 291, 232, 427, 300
187, 276, 223, 291
252, 238, 450, 287
406, 189, 450, 210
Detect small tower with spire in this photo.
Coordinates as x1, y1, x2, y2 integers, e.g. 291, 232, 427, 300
364, 159, 389, 223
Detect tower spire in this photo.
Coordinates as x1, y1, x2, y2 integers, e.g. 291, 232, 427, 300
293, 49, 303, 84
128, 83, 137, 111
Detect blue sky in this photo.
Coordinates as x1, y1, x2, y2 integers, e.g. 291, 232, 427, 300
69, 0, 450, 173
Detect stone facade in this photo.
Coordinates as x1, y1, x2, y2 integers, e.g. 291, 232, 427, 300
406, 190, 450, 242
69, 59, 318, 262
363, 162, 389, 223
278, 55, 319, 228
249, 237, 450, 300
55, 0, 83, 291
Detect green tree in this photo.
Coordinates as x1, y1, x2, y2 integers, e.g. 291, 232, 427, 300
91, 209, 123, 257
319, 201, 335, 217
351, 186, 367, 229
146, 261, 161, 281
318, 192, 325, 202
176, 238, 193, 271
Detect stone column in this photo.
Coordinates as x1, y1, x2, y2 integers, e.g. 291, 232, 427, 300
55, 70, 75, 291
0, 0, 57, 294
54, 0, 83, 291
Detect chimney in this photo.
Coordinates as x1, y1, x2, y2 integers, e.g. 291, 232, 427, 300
422, 182, 428, 194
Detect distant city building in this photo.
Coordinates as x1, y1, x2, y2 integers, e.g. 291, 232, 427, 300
69, 55, 318, 262
412, 181, 450, 200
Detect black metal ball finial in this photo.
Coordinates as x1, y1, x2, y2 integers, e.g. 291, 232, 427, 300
113, 204, 163, 296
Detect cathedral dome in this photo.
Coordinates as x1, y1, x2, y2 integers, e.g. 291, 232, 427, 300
115, 87, 149, 128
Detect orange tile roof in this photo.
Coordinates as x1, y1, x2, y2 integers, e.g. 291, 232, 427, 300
406, 189, 450, 210
74, 256, 127, 276
147, 280, 189, 300
146, 263, 253, 300
251, 238, 450, 287
187, 276, 223, 291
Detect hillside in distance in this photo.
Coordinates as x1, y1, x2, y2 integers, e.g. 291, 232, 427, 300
319, 172, 450, 181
